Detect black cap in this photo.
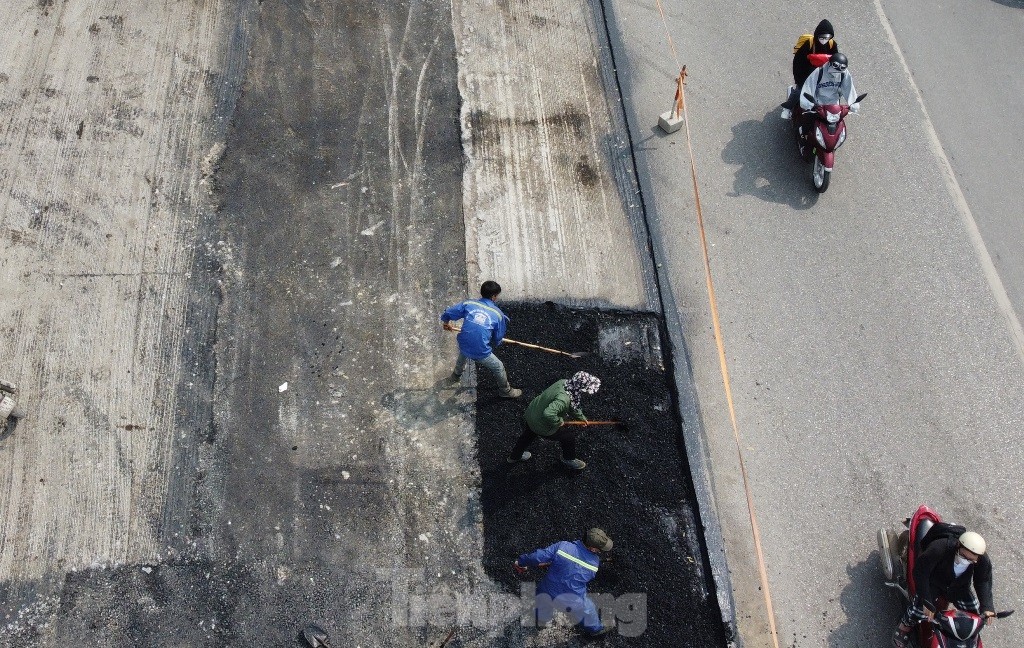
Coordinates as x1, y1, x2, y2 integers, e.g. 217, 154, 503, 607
814, 19, 835, 37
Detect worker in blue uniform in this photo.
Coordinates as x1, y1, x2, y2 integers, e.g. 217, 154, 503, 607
514, 528, 613, 637
440, 280, 521, 398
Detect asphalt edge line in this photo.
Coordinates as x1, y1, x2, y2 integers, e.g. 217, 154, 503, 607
591, 0, 739, 642
873, 0, 1024, 364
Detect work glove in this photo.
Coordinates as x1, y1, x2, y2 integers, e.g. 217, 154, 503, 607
513, 561, 528, 575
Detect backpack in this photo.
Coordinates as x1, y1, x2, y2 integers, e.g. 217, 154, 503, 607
921, 521, 967, 551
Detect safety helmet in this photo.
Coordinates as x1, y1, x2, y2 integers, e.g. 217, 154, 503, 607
959, 531, 987, 556
830, 52, 849, 71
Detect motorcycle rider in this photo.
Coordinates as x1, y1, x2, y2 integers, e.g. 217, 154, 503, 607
781, 19, 838, 119
794, 51, 858, 156
798, 52, 858, 113
892, 531, 997, 648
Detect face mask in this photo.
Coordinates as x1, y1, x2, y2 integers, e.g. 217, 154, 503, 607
818, 35, 831, 45
954, 554, 971, 568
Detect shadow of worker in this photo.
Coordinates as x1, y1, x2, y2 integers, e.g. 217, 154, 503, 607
828, 554, 906, 647
721, 107, 821, 210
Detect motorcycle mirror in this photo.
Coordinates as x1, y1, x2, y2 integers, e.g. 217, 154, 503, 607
996, 610, 1015, 619
855, 93, 868, 103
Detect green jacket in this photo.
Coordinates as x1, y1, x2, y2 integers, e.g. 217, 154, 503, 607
524, 379, 585, 436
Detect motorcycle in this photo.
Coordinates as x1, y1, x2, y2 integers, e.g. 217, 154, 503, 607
877, 505, 1013, 647
791, 91, 866, 193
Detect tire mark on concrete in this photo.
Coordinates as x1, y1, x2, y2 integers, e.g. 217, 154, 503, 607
453, 0, 656, 309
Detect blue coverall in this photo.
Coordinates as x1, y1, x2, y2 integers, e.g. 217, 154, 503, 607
518, 540, 604, 634
439, 298, 508, 359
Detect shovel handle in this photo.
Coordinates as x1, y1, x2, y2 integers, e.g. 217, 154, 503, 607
563, 420, 620, 426
445, 325, 579, 358
502, 338, 577, 358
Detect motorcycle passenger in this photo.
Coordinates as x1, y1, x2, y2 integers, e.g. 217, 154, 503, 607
781, 19, 838, 119
892, 531, 997, 648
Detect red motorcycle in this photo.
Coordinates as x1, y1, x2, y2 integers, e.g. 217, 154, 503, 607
792, 91, 866, 193
877, 505, 1013, 647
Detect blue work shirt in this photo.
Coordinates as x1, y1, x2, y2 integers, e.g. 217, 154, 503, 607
518, 540, 600, 600
440, 299, 508, 360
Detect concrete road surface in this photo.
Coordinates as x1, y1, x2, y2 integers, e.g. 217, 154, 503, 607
602, 0, 1024, 646
3, 0, 1022, 645
0, 0, 708, 645
880, 0, 1024, 349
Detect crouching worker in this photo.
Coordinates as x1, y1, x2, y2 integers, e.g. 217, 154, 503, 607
514, 528, 613, 637
506, 371, 601, 470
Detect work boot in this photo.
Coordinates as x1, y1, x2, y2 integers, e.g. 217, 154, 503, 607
506, 451, 532, 464
891, 625, 911, 648
499, 387, 522, 399
585, 626, 611, 639
561, 458, 586, 471
446, 372, 462, 385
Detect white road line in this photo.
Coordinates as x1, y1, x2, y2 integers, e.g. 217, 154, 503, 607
874, 0, 1024, 364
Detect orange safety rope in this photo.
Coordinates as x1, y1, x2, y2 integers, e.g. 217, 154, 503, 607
653, 1, 782, 644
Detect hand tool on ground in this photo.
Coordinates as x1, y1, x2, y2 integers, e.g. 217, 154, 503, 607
446, 326, 589, 358
562, 420, 621, 426
436, 628, 457, 647
300, 624, 331, 647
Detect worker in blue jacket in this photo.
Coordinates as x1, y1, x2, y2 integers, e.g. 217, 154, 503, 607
514, 528, 613, 637
440, 280, 521, 398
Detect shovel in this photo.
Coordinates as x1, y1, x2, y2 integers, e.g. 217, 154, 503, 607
562, 420, 622, 427
447, 326, 589, 359
300, 624, 331, 647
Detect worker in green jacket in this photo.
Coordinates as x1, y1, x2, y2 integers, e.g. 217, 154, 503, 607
506, 372, 601, 471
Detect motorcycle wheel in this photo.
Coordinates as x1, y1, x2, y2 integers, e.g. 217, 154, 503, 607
812, 156, 830, 192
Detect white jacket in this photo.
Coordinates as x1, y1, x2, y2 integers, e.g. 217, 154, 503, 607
799, 65, 858, 110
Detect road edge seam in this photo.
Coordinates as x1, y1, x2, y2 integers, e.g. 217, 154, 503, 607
589, 0, 739, 643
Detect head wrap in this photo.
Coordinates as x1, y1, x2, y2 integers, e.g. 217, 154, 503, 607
564, 371, 600, 409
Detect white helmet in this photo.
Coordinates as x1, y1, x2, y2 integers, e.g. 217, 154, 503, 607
959, 531, 987, 556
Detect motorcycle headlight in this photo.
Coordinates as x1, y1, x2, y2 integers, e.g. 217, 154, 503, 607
827, 111, 841, 123
815, 128, 826, 147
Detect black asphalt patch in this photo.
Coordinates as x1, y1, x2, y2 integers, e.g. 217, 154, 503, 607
476, 302, 729, 646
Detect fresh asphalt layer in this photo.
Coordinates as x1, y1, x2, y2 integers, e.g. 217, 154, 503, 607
602, 0, 1024, 647
476, 302, 728, 647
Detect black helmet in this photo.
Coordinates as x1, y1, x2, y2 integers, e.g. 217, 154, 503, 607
830, 52, 849, 71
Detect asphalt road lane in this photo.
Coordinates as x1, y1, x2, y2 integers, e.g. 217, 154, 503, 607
602, 0, 1024, 646
881, 0, 1024, 333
